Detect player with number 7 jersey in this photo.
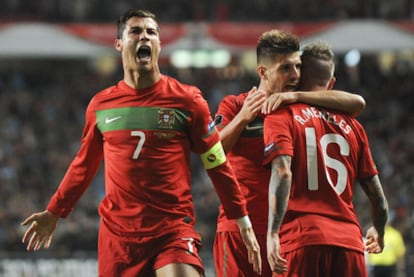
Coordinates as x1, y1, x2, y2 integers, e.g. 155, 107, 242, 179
20, 9, 262, 276
47, 76, 249, 238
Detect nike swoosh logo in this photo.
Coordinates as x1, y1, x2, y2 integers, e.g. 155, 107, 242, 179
245, 124, 263, 131
105, 116, 122, 124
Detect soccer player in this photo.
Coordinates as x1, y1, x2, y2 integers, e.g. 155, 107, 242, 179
20, 9, 261, 277
213, 30, 366, 277
264, 41, 389, 276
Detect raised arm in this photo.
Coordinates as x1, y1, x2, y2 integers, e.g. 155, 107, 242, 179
359, 175, 389, 254
262, 90, 366, 117
218, 87, 266, 152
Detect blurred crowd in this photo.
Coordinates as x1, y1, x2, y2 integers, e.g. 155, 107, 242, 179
0, 51, 414, 273
0, 0, 413, 23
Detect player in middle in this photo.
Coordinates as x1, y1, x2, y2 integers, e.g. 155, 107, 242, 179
213, 29, 366, 277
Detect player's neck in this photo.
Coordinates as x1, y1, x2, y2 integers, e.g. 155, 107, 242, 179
124, 69, 161, 89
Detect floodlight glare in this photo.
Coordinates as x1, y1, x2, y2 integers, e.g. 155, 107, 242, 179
170, 50, 193, 68
209, 50, 231, 68
344, 49, 361, 67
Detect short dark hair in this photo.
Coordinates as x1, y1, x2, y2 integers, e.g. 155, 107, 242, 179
301, 41, 335, 87
256, 29, 300, 64
116, 9, 158, 39
301, 41, 334, 62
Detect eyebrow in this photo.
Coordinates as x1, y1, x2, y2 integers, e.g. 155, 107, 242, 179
129, 25, 159, 32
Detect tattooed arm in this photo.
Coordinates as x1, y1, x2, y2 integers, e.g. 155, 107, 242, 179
267, 155, 292, 274
360, 175, 389, 254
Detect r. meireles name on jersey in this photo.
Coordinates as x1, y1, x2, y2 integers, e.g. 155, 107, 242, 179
294, 106, 352, 134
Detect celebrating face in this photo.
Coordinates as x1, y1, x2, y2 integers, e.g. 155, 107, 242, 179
115, 16, 161, 74
261, 52, 302, 96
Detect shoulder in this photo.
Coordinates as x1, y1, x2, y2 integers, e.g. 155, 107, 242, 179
91, 80, 128, 100
229, 91, 248, 102
87, 84, 118, 107
162, 75, 201, 94
268, 102, 307, 116
219, 91, 248, 108
264, 104, 306, 129
94, 85, 117, 97
162, 75, 206, 104
160, 76, 212, 114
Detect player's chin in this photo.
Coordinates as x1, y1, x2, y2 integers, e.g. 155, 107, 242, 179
136, 61, 152, 71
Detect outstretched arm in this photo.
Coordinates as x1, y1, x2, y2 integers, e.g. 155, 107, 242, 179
360, 175, 389, 253
262, 90, 365, 117
219, 87, 266, 152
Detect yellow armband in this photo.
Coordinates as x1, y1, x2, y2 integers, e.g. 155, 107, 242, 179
200, 141, 227, 170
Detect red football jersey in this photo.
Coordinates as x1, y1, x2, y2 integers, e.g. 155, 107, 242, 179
215, 93, 270, 234
263, 103, 378, 253
47, 75, 247, 237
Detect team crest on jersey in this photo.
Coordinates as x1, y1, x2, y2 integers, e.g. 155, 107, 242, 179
158, 109, 175, 128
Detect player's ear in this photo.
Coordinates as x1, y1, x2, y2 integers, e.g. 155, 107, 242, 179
327, 76, 336, 90
114, 38, 122, 52
257, 65, 267, 80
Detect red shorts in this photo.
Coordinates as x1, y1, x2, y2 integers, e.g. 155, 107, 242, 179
214, 231, 273, 277
98, 220, 204, 276
278, 245, 367, 277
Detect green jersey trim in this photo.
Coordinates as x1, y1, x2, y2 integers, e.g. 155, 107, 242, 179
96, 107, 190, 133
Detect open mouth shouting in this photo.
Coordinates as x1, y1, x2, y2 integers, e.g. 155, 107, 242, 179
137, 45, 151, 63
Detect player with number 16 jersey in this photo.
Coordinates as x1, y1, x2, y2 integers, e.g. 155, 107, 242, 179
263, 103, 378, 254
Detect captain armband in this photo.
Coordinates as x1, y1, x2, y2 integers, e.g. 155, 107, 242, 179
200, 141, 227, 170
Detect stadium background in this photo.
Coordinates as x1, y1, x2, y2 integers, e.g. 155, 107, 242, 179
0, 1, 413, 276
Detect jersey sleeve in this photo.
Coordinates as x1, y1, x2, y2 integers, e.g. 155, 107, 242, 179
214, 95, 240, 131
263, 108, 294, 166
190, 90, 248, 219
188, 89, 219, 153
354, 121, 379, 179
47, 97, 104, 218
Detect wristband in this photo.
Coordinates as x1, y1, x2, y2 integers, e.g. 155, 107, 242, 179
236, 215, 252, 230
